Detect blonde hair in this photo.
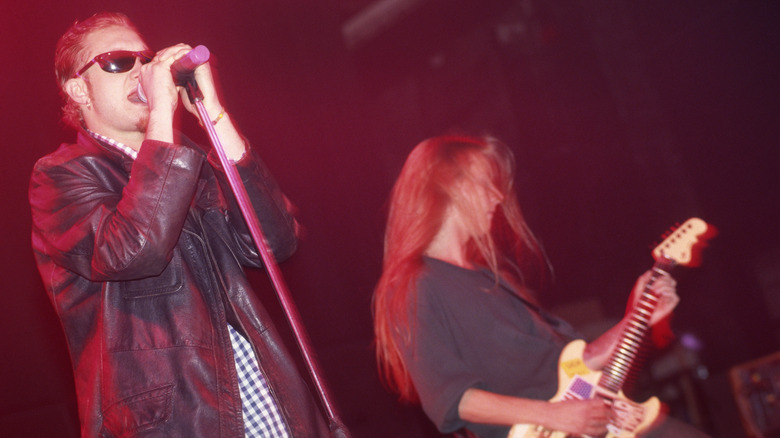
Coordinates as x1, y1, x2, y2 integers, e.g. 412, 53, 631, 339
372, 134, 548, 401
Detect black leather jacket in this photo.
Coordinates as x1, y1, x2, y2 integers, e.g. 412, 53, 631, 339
30, 131, 328, 437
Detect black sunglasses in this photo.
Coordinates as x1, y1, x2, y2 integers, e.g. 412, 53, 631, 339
74, 50, 154, 78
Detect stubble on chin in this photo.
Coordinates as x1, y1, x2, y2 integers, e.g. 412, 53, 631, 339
136, 112, 149, 133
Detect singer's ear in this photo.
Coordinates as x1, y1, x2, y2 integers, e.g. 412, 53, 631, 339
64, 77, 90, 106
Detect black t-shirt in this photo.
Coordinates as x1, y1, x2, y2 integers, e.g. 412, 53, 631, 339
397, 257, 580, 438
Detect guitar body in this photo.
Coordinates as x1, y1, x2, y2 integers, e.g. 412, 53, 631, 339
507, 340, 661, 438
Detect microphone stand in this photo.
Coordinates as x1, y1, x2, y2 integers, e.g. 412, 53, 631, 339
184, 80, 350, 438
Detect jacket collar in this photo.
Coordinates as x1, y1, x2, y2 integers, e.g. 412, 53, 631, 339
77, 129, 135, 173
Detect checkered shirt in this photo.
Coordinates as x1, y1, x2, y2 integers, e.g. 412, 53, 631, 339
87, 130, 289, 437
85, 129, 138, 159
229, 324, 290, 438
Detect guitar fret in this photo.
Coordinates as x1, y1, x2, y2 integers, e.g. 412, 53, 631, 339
614, 349, 638, 361
623, 332, 643, 344
607, 371, 625, 382
616, 344, 638, 357
627, 325, 646, 336
614, 359, 636, 371
630, 314, 649, 324
635, 307, 652, 318
608, 363, 629, 377
624, 327, 644, 338
652, 266, 671, 276
625, 328, 646, 341
612, 358, 632, 371
601, 378, 620, 392
609, 364, 630, 380
616, 342, 636, 351
603, 379, 622, 392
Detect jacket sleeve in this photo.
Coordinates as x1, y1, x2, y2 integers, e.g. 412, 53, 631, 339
30, 140, 205, 281
207, 143, 299, 265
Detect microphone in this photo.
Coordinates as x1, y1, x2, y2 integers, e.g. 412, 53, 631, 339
137, 45, 211, 103
172, 45, 210, 85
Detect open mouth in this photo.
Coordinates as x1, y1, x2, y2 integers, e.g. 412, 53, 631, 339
128, 91, 145, 104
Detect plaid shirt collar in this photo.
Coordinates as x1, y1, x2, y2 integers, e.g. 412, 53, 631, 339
85, 129, 138, 160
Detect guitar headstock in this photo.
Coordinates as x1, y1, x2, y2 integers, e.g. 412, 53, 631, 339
652, 218, 715, 267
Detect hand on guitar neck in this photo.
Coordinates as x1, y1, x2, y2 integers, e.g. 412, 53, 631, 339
583, 271, 679, 371
629, 269, 679, 327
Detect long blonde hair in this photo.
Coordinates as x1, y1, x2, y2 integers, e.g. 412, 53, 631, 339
372, 134, 548, 401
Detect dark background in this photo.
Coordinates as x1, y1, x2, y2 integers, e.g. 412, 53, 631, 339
2, 1, 778, 437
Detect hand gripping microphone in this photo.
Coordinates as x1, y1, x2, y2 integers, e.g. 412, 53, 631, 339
137, 45, 210, 103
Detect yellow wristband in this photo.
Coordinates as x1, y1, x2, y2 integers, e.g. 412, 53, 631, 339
211, 109, 226, 126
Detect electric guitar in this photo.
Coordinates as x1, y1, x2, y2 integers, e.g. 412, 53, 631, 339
508, 218, 714, 438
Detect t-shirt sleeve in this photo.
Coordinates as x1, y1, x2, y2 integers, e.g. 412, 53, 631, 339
395, 275, 485, 433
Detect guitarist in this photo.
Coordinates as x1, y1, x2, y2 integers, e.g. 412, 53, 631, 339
372, 135, 711, 438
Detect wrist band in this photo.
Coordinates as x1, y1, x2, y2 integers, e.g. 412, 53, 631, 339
212, 109, 226, 126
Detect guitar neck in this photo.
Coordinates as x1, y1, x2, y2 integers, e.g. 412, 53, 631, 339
598, 258, 676, 393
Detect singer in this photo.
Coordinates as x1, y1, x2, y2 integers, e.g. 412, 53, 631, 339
30, 11, 328, 438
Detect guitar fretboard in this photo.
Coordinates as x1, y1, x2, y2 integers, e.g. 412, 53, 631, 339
598, 259, 674, 393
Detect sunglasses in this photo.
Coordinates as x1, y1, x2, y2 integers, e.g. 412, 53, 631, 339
74, 50, 154, 78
